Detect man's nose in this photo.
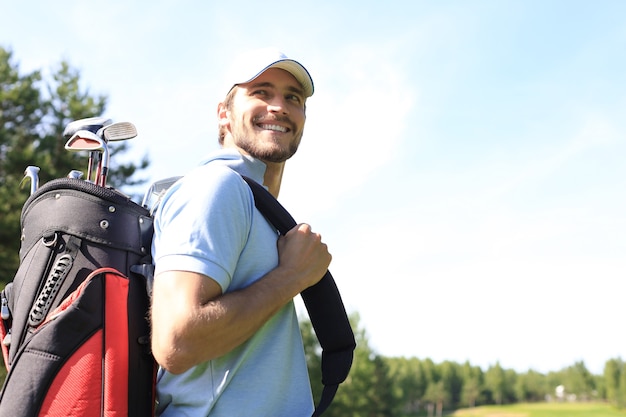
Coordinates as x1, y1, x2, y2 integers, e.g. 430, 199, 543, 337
267, 96, 288, 114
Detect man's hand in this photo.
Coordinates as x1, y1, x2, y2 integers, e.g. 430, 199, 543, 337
277, 223, 331, 289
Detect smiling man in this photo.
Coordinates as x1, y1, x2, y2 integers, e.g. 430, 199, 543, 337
150, 48, 331, 416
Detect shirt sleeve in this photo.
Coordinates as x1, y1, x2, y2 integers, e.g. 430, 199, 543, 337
152, 164, 254, 293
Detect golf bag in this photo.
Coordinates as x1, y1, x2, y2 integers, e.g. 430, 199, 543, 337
0, 178, 156, 417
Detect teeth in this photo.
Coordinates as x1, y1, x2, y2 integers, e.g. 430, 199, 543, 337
260, 124, 287, 133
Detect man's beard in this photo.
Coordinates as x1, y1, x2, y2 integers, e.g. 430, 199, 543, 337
232, 116, 303, 163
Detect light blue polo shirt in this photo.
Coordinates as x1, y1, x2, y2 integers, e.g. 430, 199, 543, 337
152, 149, 314, 417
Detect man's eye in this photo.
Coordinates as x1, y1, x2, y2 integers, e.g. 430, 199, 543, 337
253, 90, 268, 96
287, 94, 302, 104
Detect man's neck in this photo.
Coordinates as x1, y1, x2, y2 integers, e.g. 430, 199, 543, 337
262, 161, 285, 198
221, 142, 285, 197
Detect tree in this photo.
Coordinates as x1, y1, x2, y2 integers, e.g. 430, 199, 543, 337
515, 369, 548, 403
462, 377, 481, 408
564, 361, 596, 401
439, 361, 463, 409
504, 369, 518, 404
0, 46, 149, 285
0, 47, 44, 284
461, 361, 484, 408
604, 358, 622, 405
423, 380, 449, 417
619, 361, 626, 409
387, 357, 427, 415
485, 362, 507, 405
302, 312, 394, 417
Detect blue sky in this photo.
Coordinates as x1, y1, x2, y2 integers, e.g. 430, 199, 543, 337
2, 0, 626, 375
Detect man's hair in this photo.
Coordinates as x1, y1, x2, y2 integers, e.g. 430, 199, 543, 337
218, 88, 237, 145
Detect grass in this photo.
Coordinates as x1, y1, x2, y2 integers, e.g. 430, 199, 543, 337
451, 402, 626, 417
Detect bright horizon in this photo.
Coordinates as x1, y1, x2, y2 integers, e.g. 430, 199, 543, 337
2, 0, 625, 375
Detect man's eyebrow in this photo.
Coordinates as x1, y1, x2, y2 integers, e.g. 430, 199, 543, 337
286, 85, 305, 97
248, 81, 304, 97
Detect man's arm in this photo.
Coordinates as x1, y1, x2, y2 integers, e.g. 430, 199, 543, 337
150, 223, 331, 374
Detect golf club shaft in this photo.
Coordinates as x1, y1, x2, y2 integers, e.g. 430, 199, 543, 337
98, 145, 110, 187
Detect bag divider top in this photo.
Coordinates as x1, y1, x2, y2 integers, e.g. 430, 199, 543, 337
20, 178, 152, 260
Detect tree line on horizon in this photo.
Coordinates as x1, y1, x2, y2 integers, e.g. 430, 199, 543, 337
303, 314, 626, 417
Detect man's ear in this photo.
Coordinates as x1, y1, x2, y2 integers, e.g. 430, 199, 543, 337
217, 102, 230, 127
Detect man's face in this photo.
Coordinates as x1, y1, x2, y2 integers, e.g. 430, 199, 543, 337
225, 68, 307, 163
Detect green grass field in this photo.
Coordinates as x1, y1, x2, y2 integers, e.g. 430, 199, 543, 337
452, 402, 626, 417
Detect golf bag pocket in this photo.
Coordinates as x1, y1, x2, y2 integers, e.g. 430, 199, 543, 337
3, 231, 83, 369
0, 268, 148, 417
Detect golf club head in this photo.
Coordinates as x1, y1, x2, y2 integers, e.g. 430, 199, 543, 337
65, 130, 106, 153
67, 170, 84, 179
142, 176, 182, 213
21, 166, 40, 195
63, 117, 112, 138
65, 130, 109, 186
97, 121, 138, 142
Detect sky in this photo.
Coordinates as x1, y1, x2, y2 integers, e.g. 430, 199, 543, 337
2, 0, 626, 375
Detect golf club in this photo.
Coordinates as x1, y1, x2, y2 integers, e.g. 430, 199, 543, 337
63, 117, 112, 182
64, 130, 109, 187
63, 117, 112, 138
21, 166, 40, 195
97, 121, 137, 142
142, 176, 182, 214
67, 170, 84, 179
95, 121, 139, 186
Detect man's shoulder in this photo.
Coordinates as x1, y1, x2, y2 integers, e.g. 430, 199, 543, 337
157, 164, 247, 214
179, 161, 248, 194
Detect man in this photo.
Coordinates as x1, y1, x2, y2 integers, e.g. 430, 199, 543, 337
150, 48, 331, 416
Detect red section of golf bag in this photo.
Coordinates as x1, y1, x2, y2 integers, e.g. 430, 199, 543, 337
0, 178, 156, 417
16, 269, 130, 416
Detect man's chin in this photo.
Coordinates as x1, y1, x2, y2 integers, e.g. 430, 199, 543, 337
257, 153, 291, 164
234, 136, 299, 163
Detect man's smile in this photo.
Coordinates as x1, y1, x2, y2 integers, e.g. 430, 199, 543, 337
258, 123, 289, 133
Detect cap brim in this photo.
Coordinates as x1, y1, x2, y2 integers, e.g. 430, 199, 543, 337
261, 60, 314, 98
224, 48, 315, 99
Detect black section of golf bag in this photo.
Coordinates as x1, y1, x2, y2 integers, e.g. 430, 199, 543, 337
0, 178, 155, 416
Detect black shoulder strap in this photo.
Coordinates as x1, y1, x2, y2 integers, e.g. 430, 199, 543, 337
242, 176, 356, 417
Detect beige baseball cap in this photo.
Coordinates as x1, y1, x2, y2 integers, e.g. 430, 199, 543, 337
225, 47, 314, 98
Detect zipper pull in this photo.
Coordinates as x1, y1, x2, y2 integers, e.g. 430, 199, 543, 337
1, 294, 10, 320
2, 329, 11, 347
